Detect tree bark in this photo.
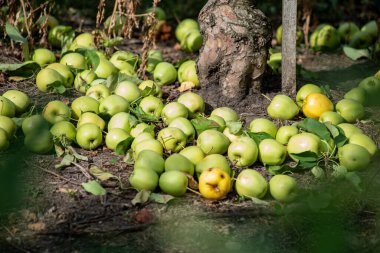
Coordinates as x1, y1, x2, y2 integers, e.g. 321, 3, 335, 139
197, 0, 272, 101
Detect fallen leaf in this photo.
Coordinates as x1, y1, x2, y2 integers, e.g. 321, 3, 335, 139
177, 81, 195, 92
28, 222, 46, 231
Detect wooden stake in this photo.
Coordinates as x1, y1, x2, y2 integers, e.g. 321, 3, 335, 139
282, 0, 297, 97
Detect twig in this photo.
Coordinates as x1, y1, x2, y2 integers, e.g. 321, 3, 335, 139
71, 161, 93, 180
31, 163, 81, 186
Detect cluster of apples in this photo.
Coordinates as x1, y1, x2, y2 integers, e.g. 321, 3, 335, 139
175, 19, 203, 53
275, 20, 378, 52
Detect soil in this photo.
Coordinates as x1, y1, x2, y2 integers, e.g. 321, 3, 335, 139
1, 36, 380, 253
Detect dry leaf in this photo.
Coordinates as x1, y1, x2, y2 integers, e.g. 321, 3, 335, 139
177, 81, 195, 92
28, 222, 46, 231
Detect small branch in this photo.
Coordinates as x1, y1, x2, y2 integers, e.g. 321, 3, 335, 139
31, 163, 81, 186
71, 162, 94, 180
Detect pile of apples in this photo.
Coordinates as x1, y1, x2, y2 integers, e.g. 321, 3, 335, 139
275, 20, 378, 51
1, 25, 379, 203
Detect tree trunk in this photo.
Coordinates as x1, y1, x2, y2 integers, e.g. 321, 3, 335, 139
197, 0, 272, 101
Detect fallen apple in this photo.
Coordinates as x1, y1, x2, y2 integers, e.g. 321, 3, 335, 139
24, 129, 54, 154
335, 99, 365, 123
267, 94, 299, 120
275, 125, 298, 145
235, 169, 268, 199
135, 150, 165, 175
296, 83, 323, 107
199, 168, 231, 200
2, 89, 30, 115
349, 133, 377, 157
42, 100, 71, 124
258, 139, 287, 166
76, 123, 103, 150
21, 115, 49, 136
159, 171, 188, 197
105, 128, 130, 150
32, 48, 56, 66
165, 153, 195, 175
287, 133, 321, 161
161, 102, 189, 125
50, 121, 76, 144
195, 154, 231, 178
129, 167, 159, 192
228, 136, 258, 167
99, 95, 129, 118
179, 146, 205, 165
249, 118, 278, 138
197, 129, 230, 155
139, 95, 164, 118
269, 175, 297, 202
338, 143, 371, 171
71, 96, 100, 119
157, 127, 187, 153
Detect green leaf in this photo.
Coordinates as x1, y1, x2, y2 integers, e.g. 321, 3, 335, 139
117, 73, 142, 85
115, 136, 134, 155
334, 126, 348, 148
132, 190, 151, 205
89, 165, 116, 181
297, 118, 331, 141
123, 149, 134, 165
5, 22, 27, 43
102, 36, 123, 48
0, 62, 40, 78
55, 154, 74, 169
50, 81, 66, 94
311, 166, 326, 180
129, 105, 160, 123
332, 165, 348, 179
82, 180, 107, 196
246, 132, 274, 145
248, 196, 270, 206
226, 121, 243, 134
290, 151, 318, 162
267, 165, 294, 175
191, 117, 222, 136
128, 114, 139, 128
343, 46, 370, 61
84, 49, 100, 69
149, 193, 175, 204
54, 144, 65, 157
67, 146, 88, 161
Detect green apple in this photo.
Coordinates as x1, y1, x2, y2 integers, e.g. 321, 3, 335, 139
60, 52, 87, 70
211, 107, 239, 122
258, 139, 287, 166
276, 25, 304, 45
361, 20, 378, 39
147, 50, 164, 73
134, 139, 163, 158
319, 111, 345, 125
24, 129, 54, 154
337, 123, 363, 138
335, 99, 365, 123
69, 32, 96, 50
269, 175, 297, 202
119, 65, 137, 76
114, 81, 141, 103
338, 143, 371, 171
358, 76, 380, 103
76, 123, 103, 150
99, 95, 129, 118
131, 132, 154, 151
36, 15, 58, 29
32, 48, 56, 66
130, 122, 154, 138
337, 22, 360, 43
235, 169, 268, 199
107, 112, 131, 133
35, 68, 65, 93
313, 25, 341, 51
71, 96, 100, 119
208, 115, 226, 131
129, 167, 158, 191
165, 153, 194, 175
181, 30, 203, 53
249, 118, 277, 138
179, 146, 205, 165
228, 136, 258, 167
287, 133, 321, 161
138, 80, 162, 97
50, 121, 76, 143
177, 60, 200, 87
2, 89, 30, 115
77, 112, 105, 131
109, 50, 139, 71
349, 133, 377, 157
175, 19, 199, 42
276, 125, 298, 145
94, 59, 118, 79
74, 70, 97, 93
46, 63, 74, 88
157, 127, 187, 153
42, 100, 71, 124
0, 115, 16, 138
161, 102, 189, 125
105, 128, 130, 150
153, 62, 177, 85
139, 95, 164, 118
177, 92, 205, 118
267, 95, 299, 120
296, 83, 323, 107
0, 128, 9, 151
344, 87, 366, 105
104, 14, 126, 34
195, 154, 231, 178
197, 129, 230, 155
86, 84, 110, 102
349, 31, 375, 49
159, 171, 188, 197
48, 25, 73, 48
21, 115, 49, 136
168, 117, 195, 142
146, 6, 166, 21
135, 150, 165, 175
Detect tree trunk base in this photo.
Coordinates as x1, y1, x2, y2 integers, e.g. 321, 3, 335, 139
197, 0, 272, 101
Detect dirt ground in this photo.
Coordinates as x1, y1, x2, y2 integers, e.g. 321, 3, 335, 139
1, 38, 380, 253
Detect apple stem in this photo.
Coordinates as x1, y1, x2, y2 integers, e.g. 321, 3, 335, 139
187, 187, 201, 196
261, 93, 272, 102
